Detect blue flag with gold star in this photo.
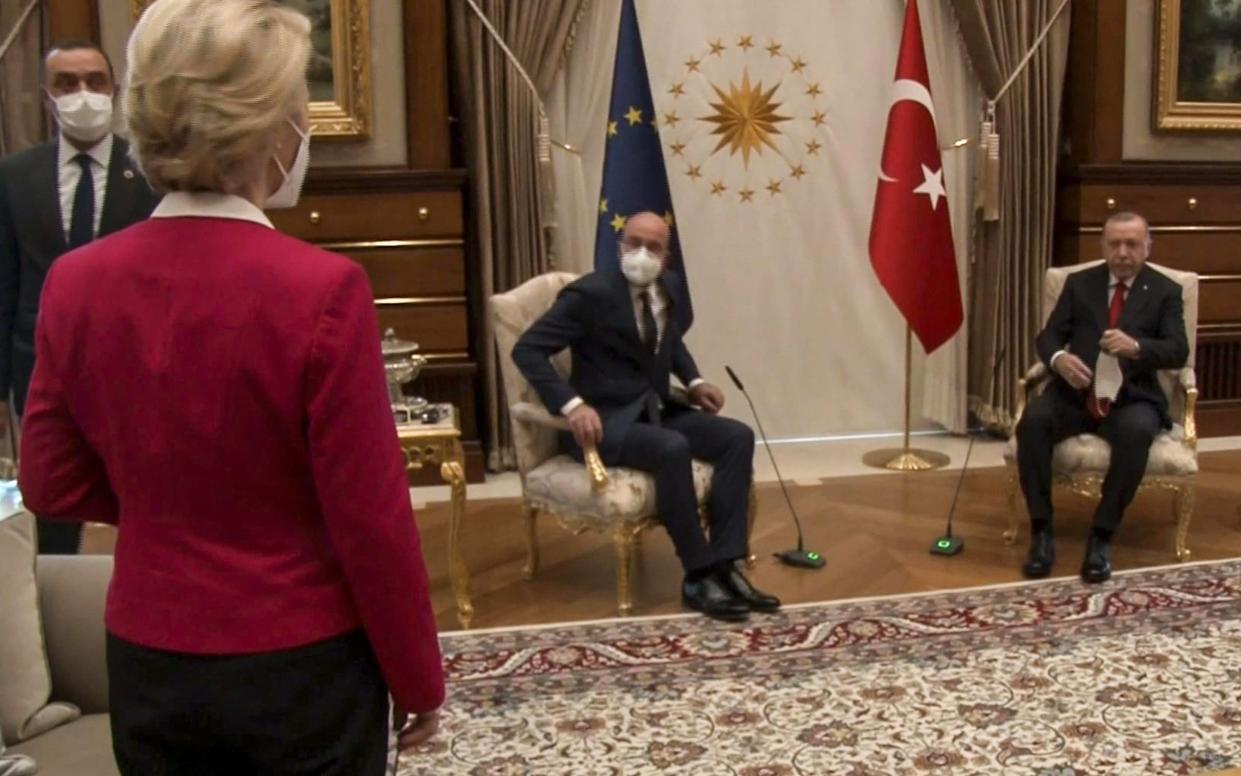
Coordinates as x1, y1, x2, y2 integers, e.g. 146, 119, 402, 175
595, 0, 692, 331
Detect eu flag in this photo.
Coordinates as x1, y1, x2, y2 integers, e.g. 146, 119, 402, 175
594, 0, 692, 331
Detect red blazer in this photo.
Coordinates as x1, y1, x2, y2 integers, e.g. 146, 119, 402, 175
19, 211, 444, 714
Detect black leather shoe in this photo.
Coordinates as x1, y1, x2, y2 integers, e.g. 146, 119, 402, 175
682, 574, 750, 622
718, 565, 781, 612
1022, 528, 1055, 579
1080, 535, 1112, 584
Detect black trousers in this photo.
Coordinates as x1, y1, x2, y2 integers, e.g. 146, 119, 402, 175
592, 404, 755, 574
107, 629, 389, 776
36, 519, 82, 554
1016, 384, 1161, 534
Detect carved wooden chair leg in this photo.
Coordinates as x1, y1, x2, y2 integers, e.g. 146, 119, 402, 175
1173, 484, 1194, 562
745, 487, 758, 568
614, 527, 637, 617
1003, 465, 1020, 545
522, 499, 539, 580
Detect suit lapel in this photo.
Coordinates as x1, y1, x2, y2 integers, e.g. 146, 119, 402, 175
99, 137, 142, 236
1117, 265, 1155, 331
32, 142, 67, 260
1085, 264, 1110, 333
605, 269, 648, 361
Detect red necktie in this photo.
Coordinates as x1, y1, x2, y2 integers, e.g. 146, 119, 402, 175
1087, 283, 1127, 419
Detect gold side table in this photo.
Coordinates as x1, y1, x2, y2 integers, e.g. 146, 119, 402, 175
397, 404, 472, 629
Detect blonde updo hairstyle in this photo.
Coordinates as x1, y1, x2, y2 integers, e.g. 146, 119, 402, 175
125, 0, 311, 194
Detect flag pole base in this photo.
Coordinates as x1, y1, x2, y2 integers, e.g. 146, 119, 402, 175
862, 448, 951, 471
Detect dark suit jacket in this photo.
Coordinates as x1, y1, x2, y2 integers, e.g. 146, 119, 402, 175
1036, 263, 1189, 427
512, 268, 701, 462
0, 136, 160, 414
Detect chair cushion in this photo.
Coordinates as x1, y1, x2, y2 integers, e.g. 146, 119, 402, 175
8, 714, 118, 776
1004, 426, 1197, 476
0, 512, 80, 744
526, 455, 714, 521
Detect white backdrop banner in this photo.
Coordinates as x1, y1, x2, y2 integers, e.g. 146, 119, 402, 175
549, 0, 979, 439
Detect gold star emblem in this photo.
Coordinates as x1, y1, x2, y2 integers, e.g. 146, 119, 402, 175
663, 211, 675, 227
710, 180, 727, 196
686, 56, 701, 73
625, 106, 643, 126
766, 41, 783, 57
686, 164, 702, 180
806, 82, 822, 98
738, 35, 754, 50
806, 139, 822, 155
766, 179, 782, 196
610, 213, 627, 232
669, 82, 685, 97
607, 120, 618, 138
709, 39, 726, 57
700, 68, 790, 168
670, 141, 686, 157
812, 110, 827, 127
739, 187, 755, 203
599, 198, 608, 214
664, 111, 681, 128
789, 163, 806, 180
790, 56, 807, 74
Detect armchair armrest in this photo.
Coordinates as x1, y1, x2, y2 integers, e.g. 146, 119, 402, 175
35, 555, 113, 714
509, 402, 609, 491
1013, 362, 1051, 431
1180, 367, 1198, 450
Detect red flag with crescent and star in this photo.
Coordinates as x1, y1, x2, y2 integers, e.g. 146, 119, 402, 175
868, 0, 963, 354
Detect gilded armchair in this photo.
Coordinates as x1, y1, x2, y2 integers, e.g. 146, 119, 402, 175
1003, 260, 1199, 560
490, 272, 755, 616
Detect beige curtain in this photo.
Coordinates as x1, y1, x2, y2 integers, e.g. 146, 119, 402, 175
0, 0, 44, 157
950, 0, 1070, 431
450, 0, 586, 470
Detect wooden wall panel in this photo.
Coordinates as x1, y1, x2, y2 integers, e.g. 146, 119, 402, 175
45, 0, 99, 46
345, 248, 465, 298
1055, 230, 1241, 274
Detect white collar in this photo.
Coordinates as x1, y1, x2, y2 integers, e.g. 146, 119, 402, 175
1108, 271, 1134, 289
151, 191, 274, 229
58, 132, 113, 171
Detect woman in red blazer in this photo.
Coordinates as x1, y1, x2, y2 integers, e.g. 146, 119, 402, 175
17, 1, 444, 773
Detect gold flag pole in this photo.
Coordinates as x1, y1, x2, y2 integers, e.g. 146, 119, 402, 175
862, 326, 950, 471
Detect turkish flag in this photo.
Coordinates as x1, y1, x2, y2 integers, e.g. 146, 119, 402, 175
868, 0, 963, 354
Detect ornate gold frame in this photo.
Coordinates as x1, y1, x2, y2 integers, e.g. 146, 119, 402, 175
1154, 0, 1241, 132
129, 0, 373, 140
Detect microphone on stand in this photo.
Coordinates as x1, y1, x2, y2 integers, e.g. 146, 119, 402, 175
931, 348, 1007, 556
725, 365, 825, 570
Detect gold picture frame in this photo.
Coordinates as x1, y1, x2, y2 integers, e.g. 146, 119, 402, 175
130, 0, 373, 140
1154, 0, 1241, 132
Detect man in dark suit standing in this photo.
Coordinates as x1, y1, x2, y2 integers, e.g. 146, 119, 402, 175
512, 211, 778, 621
1017, 211, 1188, 583
0, 41, 159, 552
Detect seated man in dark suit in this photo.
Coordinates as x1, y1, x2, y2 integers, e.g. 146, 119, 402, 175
512, 211, 778, 621
1017, 211, 1188, 583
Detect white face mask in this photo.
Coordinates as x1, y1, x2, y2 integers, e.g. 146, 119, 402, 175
52, 90, 113, 144
620, 246, 663, 287
265, 120, 310, 210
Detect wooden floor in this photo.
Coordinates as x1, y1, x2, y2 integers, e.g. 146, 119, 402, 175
417, 450, 1241, 632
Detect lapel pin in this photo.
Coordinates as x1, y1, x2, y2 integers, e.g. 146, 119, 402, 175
123, 169, 135, 180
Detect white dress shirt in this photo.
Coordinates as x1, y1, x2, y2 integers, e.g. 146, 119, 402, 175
150, 190, 274, 228
560, 279, 704, 416
1048, 271, 1132, 371
58, 133, 113, 241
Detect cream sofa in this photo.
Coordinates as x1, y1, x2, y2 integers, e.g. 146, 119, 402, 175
8, 554, 118, 776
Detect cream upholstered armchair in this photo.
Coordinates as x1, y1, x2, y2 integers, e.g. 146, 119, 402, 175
490, 272, 754, 616
1003, 260, 1199, 560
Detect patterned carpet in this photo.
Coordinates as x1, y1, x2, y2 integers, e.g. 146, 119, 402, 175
400, 560, 1241, 775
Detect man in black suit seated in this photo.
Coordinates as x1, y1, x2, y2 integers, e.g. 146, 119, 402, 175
0, 40, 160, 553
512, 211, 778, 621
1017, 211, 1188, 583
